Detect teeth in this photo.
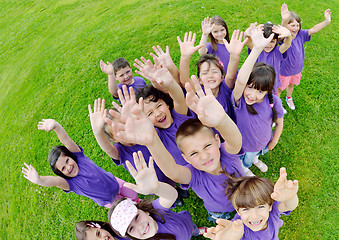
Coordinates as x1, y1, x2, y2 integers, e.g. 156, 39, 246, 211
251, 220, 261, 225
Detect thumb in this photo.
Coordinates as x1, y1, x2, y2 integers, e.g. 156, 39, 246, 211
271, 192, 278, 200
124, 182, 139, 192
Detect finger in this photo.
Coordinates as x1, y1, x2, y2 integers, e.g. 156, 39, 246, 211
137, 151, 147, 169
140, 56, 147, 64
129, 87, 136, 102
177, 36, 182, 44
100, 99, 105, 111
188, 31, 193, 42
148, 156, 154, 170
94, 98, 98, 112
122, 85, 130, 102
150, 52, 157, 59
184, 32, 188, 41
117, 89, 125, 105
152, 45, 160, 56
123, 182, 138, 192
192, 32, 196, 43
271, 192, 279, 200
88, 104, 92, 115
126, 160, 138, 178
165, 46, 169, 54
133, 151, 142, 171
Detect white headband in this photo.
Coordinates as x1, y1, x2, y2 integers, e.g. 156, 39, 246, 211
110, 198, 138, 236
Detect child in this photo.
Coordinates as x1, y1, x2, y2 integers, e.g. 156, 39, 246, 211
108, 151, 205, 239
100, 57, 146, 100
178, 30, 247, 123
198, 16, 231, 73
232, 28, 285, 176
21, 119, 139, 207
204, 167, 299, 240
75, 220, 128, 240
111, 77, 244, 222
245, 22, 292, 92
278, 4, 332, 110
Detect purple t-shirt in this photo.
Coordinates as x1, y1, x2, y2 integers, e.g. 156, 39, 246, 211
233, 201, 291, 240
216, 80, 237, 123
64, 147, 119, 206
280, 29, 311, 76
249, 47, 285, 92
207, 42, 231, 74
113, 143, 174, 185
157, 109, 194, 166
152, 198, 194, 240
115, 77, 146, 101
181, 143, 244, 212
232, 93, 284, 152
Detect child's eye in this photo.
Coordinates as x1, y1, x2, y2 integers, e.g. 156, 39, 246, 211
259, 205, 265, 209
129, 226, 133, 233
205, 144, 211, 149
66, 159, 69, 164
147, 112, 153, 117
96, 230, 100, 236
190, 152, 197, 157
157, 104, 162, 108
62, 166, 65, 171
135, 214, 139, 220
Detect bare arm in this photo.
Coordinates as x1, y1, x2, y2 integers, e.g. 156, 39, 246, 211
268, 117, 283, 150
276, 25, 292, 54
198, 17, 213, 55
280, 4, 290, 27
100, 60, 118, 98
308, 9, 331, 36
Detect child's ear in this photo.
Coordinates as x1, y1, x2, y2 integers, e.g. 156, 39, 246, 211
214, 134, 221, 146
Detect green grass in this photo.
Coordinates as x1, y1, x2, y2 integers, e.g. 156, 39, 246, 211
0, 0, 338, 239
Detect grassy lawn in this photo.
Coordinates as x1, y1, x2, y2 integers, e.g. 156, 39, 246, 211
0, 0, 338, 239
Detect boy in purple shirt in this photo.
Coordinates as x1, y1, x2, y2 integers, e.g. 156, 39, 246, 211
204, 167, 299, 240
277, 4, 331, 110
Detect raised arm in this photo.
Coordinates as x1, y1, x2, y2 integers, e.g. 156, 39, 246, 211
198, 17, 213, 55
233, 28, 273, 106
280, 3, 290, 27
22, 162, 69, 190
273, 25, 292, 53
223, 30, 248, 89
243, 22, 257, 50
88, 98, 119, 160
204, 219, 244, 240
268, 117, 283, 150
38, 119, 80, 153
185, 77, 242, 154
178, 31, 204, 91
100, 60, 118, 98
124, 151, 178, 208
271, 167, 299, 212
308, 9, 331, 36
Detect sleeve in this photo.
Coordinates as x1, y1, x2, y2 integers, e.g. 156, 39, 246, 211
152, 198, 171, 211
301, 29, 311, 42
206, 42, 212, 54
273, 201, 291, 216
180, 164, 196, 190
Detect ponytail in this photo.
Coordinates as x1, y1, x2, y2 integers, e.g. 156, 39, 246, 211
267, 92, 277, 123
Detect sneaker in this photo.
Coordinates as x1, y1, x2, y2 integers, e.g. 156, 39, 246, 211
283, 108, 287, 114
243, 167, 255, 176
254, 159, 268, 172
198, 227, 208, 235
176, 187, 190, 199
172, 197, 184, 208
286, 97, 295, 110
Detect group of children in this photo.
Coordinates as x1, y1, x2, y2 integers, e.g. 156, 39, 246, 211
22, 4, 331, 240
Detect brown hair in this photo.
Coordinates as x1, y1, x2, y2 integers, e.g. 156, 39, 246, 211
112, 57, 131, 74
209, 15, 230, 51
196, 54, 225, 79
75, 221, 118, 240
286, 11, 301, 30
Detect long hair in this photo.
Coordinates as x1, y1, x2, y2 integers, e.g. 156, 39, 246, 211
48, 145, 77, 179
246, 62, 278, 123
209, 15, 230, 51
286, 11, 302, 30
108, 198, 176, 240
75, 220, 118, 240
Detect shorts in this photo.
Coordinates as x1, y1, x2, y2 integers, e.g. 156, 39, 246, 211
240, 145, 269, 168
207, 210, 232, 223
279, 73, 302, 91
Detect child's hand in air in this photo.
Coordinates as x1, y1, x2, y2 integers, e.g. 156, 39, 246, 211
88, 98, 106, 133
271, 167, 299, 202
124, 151, 160, 195
22, 162, 40, 185
177, 31, 204, 58
204, 219, 244, 240
272, 25, 291, 39
99, 60, 114, 75
244, 22, 257, 38
201, 17, 213, 35
281, 3, 290, 21
324, 9, 331, 23
185, 76, 226, 128
38, 119, 57, 132
150, 45, 173, 69
224, 29, 248, 57
250, 28, 274, 50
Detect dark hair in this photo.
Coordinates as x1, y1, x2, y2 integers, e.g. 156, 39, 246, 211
209, 15, 230, 51
48, 145, 77, 179
225, 176, 274, 210
75, 221, 118, 240
287, 11, 301, 30
108, 198, 176, 240
196, 54, 225, 79
263, 22, 279, 40
175, 118, 215, 151
246, 62, 277, 122
112, 58, 131, 74
136, 84, 174, 111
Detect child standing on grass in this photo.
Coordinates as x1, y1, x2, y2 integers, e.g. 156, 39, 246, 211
277, 4, 332, 110
232, 28, 285, 176
108, 151, 206, 239
21, 119, 139, 207
204, 167, 299, 240
100, 57, 146, 100
110, 77, 244, 223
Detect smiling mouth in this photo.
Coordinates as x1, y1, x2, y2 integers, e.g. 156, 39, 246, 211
143, 223, 150, 235
68, 166, 74, 174
203, 159, 213, 166
158, 116, 166, 123
250, 220, 263, 226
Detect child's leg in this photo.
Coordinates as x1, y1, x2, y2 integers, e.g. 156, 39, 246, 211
115, 177, 140, 202
276, 88, 282, 97
286, 83, 294, 98
252, 147, 268, 172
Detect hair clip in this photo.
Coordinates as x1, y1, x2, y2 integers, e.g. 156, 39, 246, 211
87, 222, 101, 229
218, 60, 224, 68
270, 103, 274, 108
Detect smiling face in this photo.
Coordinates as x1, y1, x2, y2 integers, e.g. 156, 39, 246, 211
180, 128, 222, 175
85, 227, 116, 240
143, 97, 173, 129
264, 38, 277, 53
286, 19, 300, 38
237, 204, 273, 231
211, 24, 227, 43
55, 153, 79, 178
115, 66, 134, 85
126, 210, 158, 239
243, 85, 267, 105
198, 61, 223, 92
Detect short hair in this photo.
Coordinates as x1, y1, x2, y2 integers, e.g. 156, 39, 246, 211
225, 176, 275, 210
196, 54, 225, 79
112, 58, 131, 74
48, 145, 77, 179
209, 15, 230, 51
175, 118, 215, 151
135, 84, 174, 111
75, 221, 118, 240
263, 22, 279, 40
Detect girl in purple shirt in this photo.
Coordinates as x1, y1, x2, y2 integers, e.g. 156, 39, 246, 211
232, 28, 285, 176
204, 167, 299, 240
75, 221, 129, 240
278, 4, 332, 111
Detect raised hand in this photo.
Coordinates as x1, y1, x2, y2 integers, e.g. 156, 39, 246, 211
37, 119, 57, 132
177, 31, 204, 57
134, 57, 156, 82
100, 60, 114, 75
88, 98, 106, 133
281, 3, 290, 21
272, 25, 291, 39
22, 162, 40, 185
150, 45, 172, 69
224, 29, 248, 56
271, 167, 298, 202
324, 9, 331, 23
201, 17, 213, 35
185, 76, 226, 127
124, 151, 160, 195
204, 219, 244, 240
250, 27, 274, 50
